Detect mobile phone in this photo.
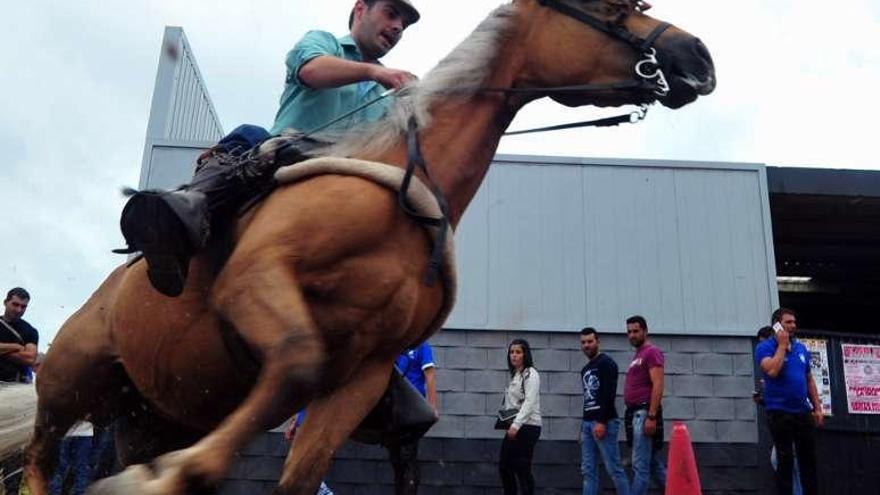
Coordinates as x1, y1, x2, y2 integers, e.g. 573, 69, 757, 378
772, 321, 791, 350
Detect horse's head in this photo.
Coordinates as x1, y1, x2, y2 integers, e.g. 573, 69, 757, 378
515, 0, 716, 109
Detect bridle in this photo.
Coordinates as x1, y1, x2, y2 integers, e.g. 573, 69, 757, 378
537, 0, 671, 96
496, 0, 673, 135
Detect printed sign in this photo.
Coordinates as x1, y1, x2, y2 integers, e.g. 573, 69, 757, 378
842, 344, 880, 415
800, 338, 832, 416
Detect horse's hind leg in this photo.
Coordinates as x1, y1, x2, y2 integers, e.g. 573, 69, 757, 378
90, 256, 326, 495
275, 359, 392, 495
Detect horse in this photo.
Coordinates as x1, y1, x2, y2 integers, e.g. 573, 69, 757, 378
25, 1, 715, 494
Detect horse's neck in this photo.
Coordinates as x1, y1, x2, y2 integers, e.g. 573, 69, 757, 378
416, 45, 526, 227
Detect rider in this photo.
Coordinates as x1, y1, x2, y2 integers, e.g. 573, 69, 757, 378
117, 0, 420, 297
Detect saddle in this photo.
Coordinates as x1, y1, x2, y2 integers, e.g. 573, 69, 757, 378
116, 132, 331, 292
351, 369, 438, 446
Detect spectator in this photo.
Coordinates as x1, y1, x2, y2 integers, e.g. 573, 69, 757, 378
622, 315, 666, 495
388, 342, 437, 494
284, 411, 335, 495
755, 308, 822, 495
755, 326, 802, 495
1, 288, 38, 384
498, 339, 541, 495
579, 327, 629, 495
48, 423, 93, 495
1, 288, 38, 495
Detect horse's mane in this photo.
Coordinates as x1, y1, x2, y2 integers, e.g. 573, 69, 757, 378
318, 4, 517, 159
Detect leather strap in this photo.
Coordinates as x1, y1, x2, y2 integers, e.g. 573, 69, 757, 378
0, 318, 24, 344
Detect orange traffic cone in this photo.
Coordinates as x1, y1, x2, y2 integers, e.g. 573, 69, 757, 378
665, 422, 702, 495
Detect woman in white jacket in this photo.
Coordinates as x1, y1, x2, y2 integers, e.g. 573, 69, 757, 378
498, 339, 542, 495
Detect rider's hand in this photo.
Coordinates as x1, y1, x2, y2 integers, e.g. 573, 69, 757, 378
369, 66, 417, 89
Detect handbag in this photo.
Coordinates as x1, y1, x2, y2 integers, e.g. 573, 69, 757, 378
493, 370, 528, 430
494, 408, 520, 430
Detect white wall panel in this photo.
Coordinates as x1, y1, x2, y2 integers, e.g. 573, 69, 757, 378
445, 156, 778, 336
139, 27, 222, 190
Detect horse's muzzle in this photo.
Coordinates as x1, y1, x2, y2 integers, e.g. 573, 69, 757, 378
659, 36, 716, 109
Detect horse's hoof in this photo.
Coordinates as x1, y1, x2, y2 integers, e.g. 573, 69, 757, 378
86, 465, 156, 495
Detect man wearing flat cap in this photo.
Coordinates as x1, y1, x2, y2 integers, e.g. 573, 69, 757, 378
270, 0, 421, 135
116, 0, 422, 297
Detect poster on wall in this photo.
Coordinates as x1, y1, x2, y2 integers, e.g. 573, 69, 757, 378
842, 344, 880, 415
801, 338, 833, 416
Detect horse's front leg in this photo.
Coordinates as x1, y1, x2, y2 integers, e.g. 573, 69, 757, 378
275, 359, 392, 495
88, 256, 326, 495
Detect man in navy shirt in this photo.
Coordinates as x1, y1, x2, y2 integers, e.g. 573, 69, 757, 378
579, 327, 629, 495
389, 342, 437, 494
755, 308, 822, 495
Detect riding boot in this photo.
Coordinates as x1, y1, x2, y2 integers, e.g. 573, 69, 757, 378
114, 148, 279, 297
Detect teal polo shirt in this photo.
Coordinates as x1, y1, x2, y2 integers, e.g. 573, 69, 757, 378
270, 31, 392, 136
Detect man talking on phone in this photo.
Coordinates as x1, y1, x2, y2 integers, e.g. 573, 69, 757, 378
755, 308, 823, 495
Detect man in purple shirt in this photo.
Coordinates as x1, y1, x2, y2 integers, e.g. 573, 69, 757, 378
623, 315, 666, 495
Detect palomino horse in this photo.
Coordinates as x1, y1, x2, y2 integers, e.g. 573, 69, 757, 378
26, 1, 715, 493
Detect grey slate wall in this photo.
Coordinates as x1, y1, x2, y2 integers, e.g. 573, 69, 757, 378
221, 329, 770, 494
428, 329, 758, 444
221, 437, 772, 495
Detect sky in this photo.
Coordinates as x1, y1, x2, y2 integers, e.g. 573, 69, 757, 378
1, 0, 879, 348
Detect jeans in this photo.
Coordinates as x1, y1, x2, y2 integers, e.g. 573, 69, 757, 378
216, 124, 271, 156
766, 411, 817, 495
48, 437, 92, 495
581, 419, 630, 495
770, 446, 802, 495
630, 410, 666, 495
499, 424, 541, 495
